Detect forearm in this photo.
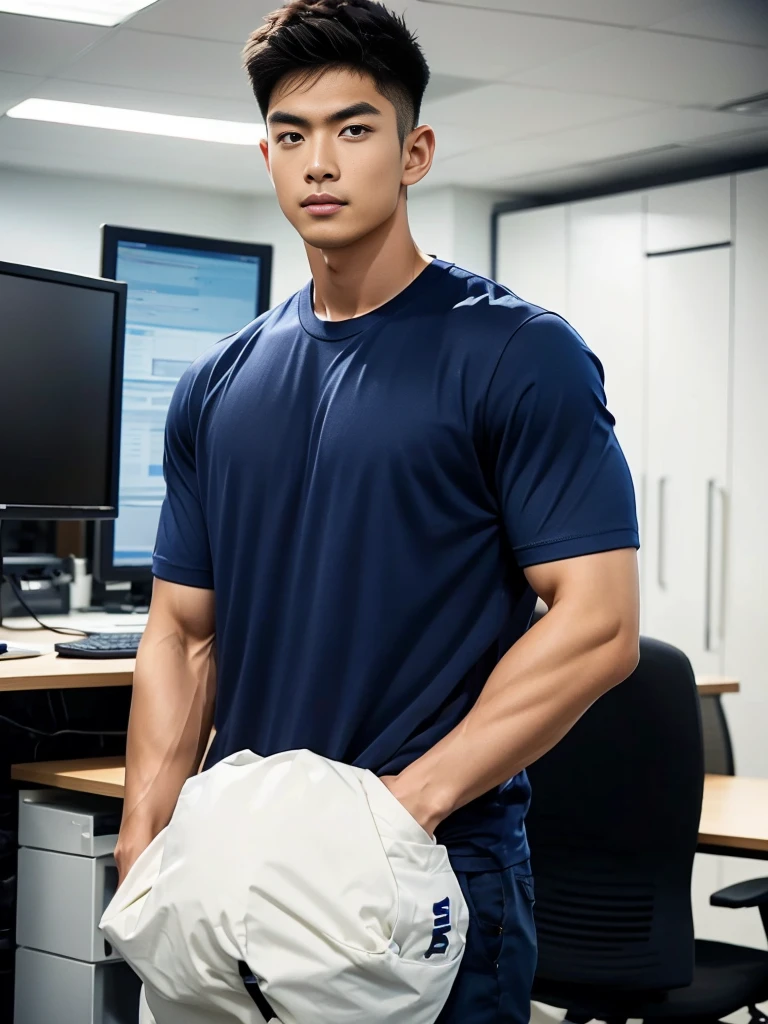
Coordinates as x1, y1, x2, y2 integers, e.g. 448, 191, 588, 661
120, 627, 216, 842
397, 598, 638, 830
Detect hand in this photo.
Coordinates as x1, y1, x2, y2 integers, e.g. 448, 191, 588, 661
378, 774, 446, 839
114, 827, 154, 888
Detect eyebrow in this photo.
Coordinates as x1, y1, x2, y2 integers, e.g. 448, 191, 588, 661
266, 101, 383, 130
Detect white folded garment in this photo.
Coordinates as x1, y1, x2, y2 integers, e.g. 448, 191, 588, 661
101, 748, 468, 1023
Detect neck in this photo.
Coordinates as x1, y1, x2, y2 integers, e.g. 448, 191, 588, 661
305, 199, 432, 322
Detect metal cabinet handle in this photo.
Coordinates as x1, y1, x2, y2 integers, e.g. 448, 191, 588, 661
657, 477, 667, 589
705, 479, 715, 652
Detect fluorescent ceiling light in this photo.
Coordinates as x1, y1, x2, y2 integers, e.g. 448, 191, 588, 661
0, 1, 161, 26
6, 99, 263, 146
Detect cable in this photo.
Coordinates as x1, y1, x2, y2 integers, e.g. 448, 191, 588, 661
0, 713, 126, 739
0, 524, 87, 634
4, 577, 88, 636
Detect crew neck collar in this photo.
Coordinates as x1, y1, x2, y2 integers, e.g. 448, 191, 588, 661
298, 256, 452, 342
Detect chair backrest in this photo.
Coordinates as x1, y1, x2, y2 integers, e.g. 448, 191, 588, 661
526, 636, 704, 993
699, 693, 735, 775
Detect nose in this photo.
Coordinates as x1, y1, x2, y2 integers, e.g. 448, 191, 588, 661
304, 136, 340, 184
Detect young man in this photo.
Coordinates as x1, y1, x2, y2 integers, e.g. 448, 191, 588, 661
114, 0, 640, 1020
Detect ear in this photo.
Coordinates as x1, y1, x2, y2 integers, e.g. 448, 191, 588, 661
259, 138, 272, 184
401, 124, 435, 189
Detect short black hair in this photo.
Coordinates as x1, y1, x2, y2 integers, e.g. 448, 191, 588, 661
243, 0, 431, 149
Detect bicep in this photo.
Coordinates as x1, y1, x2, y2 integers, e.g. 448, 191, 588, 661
144, 577, 216, 648
524, 548, 640, 638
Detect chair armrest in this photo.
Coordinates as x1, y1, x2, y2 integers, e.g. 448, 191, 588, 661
710, 877, 768, 908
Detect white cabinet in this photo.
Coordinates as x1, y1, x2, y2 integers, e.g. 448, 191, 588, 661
643, 245, 731, 676
495, 204, 567, 312
568, 193, 646, 599
646, 176, 732, 253
723, 167, 768, 778
494, 168, 768, 960
494, 174, 744, 681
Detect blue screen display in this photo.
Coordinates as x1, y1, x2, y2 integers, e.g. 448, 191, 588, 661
112, 241, 261, 568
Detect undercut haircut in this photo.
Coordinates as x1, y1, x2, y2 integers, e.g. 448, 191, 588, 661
243, 0, 431, 150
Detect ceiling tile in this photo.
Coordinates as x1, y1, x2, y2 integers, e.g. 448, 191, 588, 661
508, 28, 768, 105
482, 145, 709, 195
0, 116, 267, 193
0, 70, 42, 115
58, 28, 252, 101
127, 0, 274, 44
648, 0, 768, 48
423, 72, 489, 104
432, 105, 758, 183
0, 12, 106, 75
34, 78, 260, 123
422, 82, 655, 139
589, 105, 762, 149
426, 121, 497, 160
402, 2, 628, 82
682, 126, 768, 153
420, 0, 706, 29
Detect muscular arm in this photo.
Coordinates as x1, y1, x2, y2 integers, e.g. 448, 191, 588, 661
115, 577, 217, 884
386, 548, 640, 835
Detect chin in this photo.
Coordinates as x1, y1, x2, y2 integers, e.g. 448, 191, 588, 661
301, 225, 368, 250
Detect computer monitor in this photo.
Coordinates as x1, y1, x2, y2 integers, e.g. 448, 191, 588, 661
95, 225, 273, 584
0, 260, 127, 521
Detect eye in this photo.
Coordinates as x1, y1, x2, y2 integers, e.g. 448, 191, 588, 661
276, 131, 303, 144
340, 125, 371, 138
275, 124, 372, 144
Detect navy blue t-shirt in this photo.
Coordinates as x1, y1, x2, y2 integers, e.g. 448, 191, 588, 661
152, 257, 639, 871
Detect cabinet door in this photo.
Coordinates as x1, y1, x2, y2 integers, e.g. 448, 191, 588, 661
646, 176, 731, 253
724, 167, 768, 778
568, 193, 646, 606
644, 246, 730, 675
495, 205, 567, 312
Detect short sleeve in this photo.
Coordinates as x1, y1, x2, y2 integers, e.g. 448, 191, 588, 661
482, 312, 639, 568
152, 368, 214, 589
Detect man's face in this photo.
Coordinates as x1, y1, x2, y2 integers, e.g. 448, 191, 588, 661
259, 67, 416, 250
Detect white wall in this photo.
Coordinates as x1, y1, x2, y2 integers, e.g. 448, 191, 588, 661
0, 168, 255, 282
246, 191, 309, 307
497, 174, 768, 960
452, 187, 512, 280
406, 184, 512, 280
0, 169, 511, 307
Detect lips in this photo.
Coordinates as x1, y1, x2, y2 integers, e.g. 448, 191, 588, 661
301, 195, 346, 207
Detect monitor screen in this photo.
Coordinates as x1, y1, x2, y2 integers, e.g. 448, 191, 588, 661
0, 262, 125, 520
97, 227, 272, 581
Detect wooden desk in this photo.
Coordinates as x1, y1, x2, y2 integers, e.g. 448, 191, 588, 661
0, 653, 133, 693
696, 677, 740, 697
0, 631, 739, 697
699, 774, 768, 858
0, 616, 137, 692
11, 762, 767, 858
11, 757, 126, 799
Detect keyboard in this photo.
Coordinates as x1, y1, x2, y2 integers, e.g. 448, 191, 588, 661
54, 633, 143, 659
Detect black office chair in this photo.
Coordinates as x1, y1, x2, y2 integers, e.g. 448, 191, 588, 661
527, 635, 768, 1024
699, 690, 735, 776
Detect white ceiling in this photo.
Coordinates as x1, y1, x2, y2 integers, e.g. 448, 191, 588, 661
0, 0, 767, 198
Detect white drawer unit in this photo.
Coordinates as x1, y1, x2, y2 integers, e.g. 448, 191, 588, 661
14, 790, 139, 1024
16, 845, 121, 962
14, 947, 140, 1024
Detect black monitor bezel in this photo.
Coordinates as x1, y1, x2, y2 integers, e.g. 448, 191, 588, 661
0, 259, 127, 522
95, 224, 273, 584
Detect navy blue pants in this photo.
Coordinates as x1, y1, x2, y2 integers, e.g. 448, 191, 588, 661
436, 859, 538, 1024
